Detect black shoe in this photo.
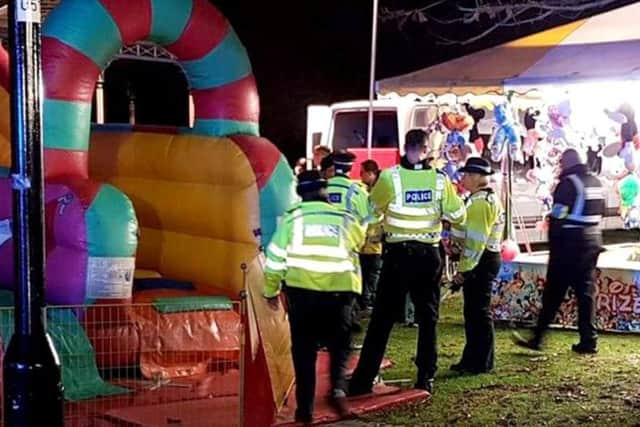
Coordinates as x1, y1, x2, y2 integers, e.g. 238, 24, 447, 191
450, 362, 469, 372
572, 343, 597, 354
328, 390, 351, 419
294, 411, 312, 424
512, 331, 542, 351
347, 380, 372, 397
414, 377, 434, 394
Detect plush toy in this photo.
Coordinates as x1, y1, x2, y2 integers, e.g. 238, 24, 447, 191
523, 108, 543, 158
545, 100, 572, 145
489, 104, 523, 163
526, 165, 554, 213
442, 131, 471, 193
463, 103, 486, 154
605, 103, 640, 174
437, 111, 477, 193
441, 111, 474, 133
618, 173, 640, 229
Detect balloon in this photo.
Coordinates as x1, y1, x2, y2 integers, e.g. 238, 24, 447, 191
501, 239, 520, 262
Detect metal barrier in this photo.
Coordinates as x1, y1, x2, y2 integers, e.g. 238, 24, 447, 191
0, 298, 246, 427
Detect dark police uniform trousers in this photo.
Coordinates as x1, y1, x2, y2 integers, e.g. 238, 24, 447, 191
350, 241, 442, 391
533, 229, 602, 347
359, 253, 383, 309
285, 287, 355, 419
533, 164, 604, 348
460, 250, 501, 372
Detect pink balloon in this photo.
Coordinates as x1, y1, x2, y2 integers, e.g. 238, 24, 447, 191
501, 239, 520, 262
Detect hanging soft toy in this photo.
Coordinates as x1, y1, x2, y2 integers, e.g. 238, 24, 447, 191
618, 173, 640, 229
462, 103, 486, 154
440, 111, 476, 193
489, 104, 522, 163
442, 131, 468, 192
605, 102, 640, 175
525, 164, 554, 214
523, 108, 543, 158
441, 111, 474, 133
544, 100, 575, 149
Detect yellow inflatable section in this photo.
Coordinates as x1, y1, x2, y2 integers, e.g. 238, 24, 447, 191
89, 131, 262, 297
0, 86, 10, 169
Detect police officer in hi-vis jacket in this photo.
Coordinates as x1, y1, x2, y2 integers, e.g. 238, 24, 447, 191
449, 157, 504, 374
349, 129, 466, 395
264, 170, 365, 423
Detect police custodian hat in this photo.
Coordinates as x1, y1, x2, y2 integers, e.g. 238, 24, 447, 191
296, 170, 327, 196
458, 157, 495, 176
333, 150, 356, 174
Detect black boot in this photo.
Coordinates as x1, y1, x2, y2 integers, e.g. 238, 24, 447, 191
512, 331, 542, 351
328, 389, 351, 419
414, 377, 434, 394
572, 342, 597, 354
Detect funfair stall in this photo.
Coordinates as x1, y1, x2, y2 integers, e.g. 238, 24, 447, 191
377, 2, 640, 333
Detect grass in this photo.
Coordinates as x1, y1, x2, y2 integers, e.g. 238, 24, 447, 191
336, 295, 640, 427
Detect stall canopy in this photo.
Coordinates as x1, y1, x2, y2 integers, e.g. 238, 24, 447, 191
377, 2, 640, 96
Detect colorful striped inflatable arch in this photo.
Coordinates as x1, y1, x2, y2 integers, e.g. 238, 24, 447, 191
0, 0, 296, 304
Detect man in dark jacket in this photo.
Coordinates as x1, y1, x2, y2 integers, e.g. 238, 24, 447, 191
514, 149, 605, 354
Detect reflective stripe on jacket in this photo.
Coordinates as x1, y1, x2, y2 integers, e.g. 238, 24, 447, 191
370, 164, 466, 244
327, 176, 375, 225
264, 201, 365, 297
452, 188, 504, 273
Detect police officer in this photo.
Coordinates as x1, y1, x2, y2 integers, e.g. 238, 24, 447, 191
326, 150, 374, 225
514, 148, 604, 354
264, 170, 365, 423
359, 160, 383, 310
449, 157, 504, 374
348, 129, 466, 395
324, 150, 375, 332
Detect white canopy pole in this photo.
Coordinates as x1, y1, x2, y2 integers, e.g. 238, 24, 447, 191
366, 0, 379, 159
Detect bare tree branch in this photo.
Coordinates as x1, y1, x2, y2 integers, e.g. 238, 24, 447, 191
381, 0, 624, 44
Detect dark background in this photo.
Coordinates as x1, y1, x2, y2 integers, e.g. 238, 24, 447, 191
102, 0, 636, 163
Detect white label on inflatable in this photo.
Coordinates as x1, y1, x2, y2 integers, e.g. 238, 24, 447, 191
86, 257, 135, 299
0, 220, 11, 247
17, 0, 41, 23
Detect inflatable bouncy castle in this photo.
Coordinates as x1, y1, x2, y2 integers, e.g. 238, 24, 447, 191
0, 0, 297, 425
1, 0, 295, 306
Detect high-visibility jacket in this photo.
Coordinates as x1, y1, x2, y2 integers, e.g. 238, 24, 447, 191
451, 188, 504, 273
263, 201, 365, 297
370, 158, 466, 244
361, 221, 383, 255
327, 175, 375, 224
549, 164, 605, 244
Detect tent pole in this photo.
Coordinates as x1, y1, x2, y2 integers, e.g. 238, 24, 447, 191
366, 0, 379, 159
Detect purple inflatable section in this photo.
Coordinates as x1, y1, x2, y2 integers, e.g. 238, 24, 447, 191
0, 179, 88, 305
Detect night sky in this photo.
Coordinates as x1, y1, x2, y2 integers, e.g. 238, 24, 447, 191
102, 0, 637, 163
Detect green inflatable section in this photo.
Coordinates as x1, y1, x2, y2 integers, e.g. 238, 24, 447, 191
0, 291, 129, 401
152, 295, 233, 313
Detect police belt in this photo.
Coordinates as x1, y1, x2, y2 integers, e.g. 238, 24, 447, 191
560, 223, 601, 235
384, 240, 439, 256
384, 231, 441, 241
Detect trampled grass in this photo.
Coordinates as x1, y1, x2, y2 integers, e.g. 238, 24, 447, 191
336, 295, 640, 426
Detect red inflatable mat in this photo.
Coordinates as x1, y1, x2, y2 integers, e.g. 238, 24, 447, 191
64, 371, 240, 427
275, 352, 429, 426
100, 397, 239, 427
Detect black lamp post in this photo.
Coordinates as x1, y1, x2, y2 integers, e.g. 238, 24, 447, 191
2, 1, 64, 425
